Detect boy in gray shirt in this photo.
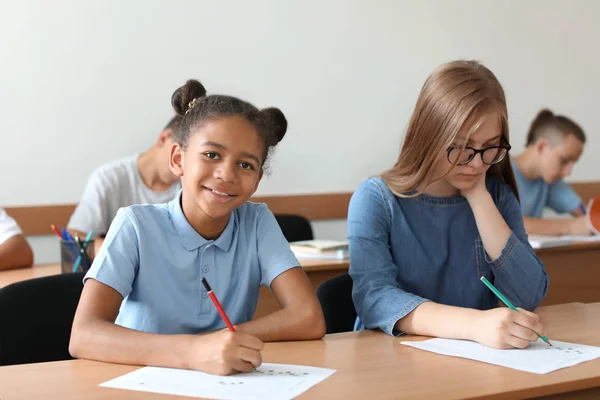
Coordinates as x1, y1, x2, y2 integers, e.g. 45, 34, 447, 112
68, 116, 182, 248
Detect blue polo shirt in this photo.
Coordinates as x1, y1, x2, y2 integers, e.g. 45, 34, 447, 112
84, 191, 300, 334
511, 159, 581, 218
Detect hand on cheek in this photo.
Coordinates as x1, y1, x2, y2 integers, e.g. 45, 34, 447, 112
460, 172, 488, 201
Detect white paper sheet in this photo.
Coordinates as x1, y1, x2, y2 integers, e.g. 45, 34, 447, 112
100, 363, 336, 400
401, 338, 600, 374
560, 234, 600, 242
528, 234, 600, 248
528, 235, 572, 249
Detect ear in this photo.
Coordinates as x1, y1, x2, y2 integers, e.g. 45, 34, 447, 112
534, 139, 550, 154
157, 129, 173, 148
169, 143, 185, 177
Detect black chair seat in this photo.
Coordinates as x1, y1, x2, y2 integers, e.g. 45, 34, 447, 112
0, 272, 85, 365
316, 273, 357, 334
274, 214, 314, 242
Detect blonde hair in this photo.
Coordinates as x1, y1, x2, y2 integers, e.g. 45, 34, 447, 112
381, 60, 519, 200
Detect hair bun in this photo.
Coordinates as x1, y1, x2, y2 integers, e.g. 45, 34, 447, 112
535, 109, 554, 122
171, 79, 207, 116
261, 107, 287, 143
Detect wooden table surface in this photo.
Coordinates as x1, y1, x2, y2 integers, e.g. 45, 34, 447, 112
0, 263, 61, 288
1, 302, 599, 399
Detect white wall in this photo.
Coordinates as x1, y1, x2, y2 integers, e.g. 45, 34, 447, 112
1, 0, 599, 263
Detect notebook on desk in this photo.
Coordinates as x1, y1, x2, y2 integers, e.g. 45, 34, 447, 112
290, 240, 349, 253
292, 249, 349, 260
528, 235, 573, 249
290, 240, 349, 260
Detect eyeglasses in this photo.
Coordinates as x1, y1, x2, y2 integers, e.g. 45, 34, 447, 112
447, 137, 511, 166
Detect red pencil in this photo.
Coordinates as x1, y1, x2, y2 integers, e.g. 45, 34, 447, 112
201, 277, 235, 332
50, 224, 64, 239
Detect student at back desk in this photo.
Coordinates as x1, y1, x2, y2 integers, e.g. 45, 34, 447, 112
68, 115, 183, 252
512, 110, 592, 236
0, 207, 33, 270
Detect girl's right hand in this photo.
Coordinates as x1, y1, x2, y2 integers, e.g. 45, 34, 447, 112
471, 307, 546, 349
187, 330, 263, 375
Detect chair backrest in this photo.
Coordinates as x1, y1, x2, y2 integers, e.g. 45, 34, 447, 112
0, 272, 85, 366
316, 273, 357, 334
274, 214, 314, 242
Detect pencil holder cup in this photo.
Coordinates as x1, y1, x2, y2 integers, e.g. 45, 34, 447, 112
60, 239, 94, 274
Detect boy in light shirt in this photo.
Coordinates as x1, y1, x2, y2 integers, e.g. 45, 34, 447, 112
512, 109, 591, 236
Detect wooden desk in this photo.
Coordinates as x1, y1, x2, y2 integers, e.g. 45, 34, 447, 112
1, 302, 599, 399
0, 263, 60, 288
537, 241, 600, 306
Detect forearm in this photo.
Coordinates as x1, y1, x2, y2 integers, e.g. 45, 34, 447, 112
237, 301, 325, 342
396, 302, 480, 340
490, 235, 548, 310
468, 192, 511, 260
523, 217, 573, 236
70, 318, 192, 368
0, 235, 34, 270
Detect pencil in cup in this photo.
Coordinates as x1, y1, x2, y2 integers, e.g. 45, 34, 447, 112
201, 277, 236, 332
60, 238, 94, 274
479, 276, 552, 346
73, 232, 94, 272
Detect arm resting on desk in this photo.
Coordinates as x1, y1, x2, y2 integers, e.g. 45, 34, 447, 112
0, 234, 34, 271
236, 267, 326, 341
398, 301, 546, 349
70, 279, 264, 375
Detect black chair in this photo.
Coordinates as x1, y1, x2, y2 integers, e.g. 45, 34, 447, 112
274, 214, 314, 242
316, 273, 357, 334
0, 272, 85, 366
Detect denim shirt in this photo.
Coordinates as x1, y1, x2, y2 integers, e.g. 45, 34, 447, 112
348, 177, 548, 336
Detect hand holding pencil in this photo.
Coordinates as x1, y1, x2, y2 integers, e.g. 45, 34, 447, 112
186, 278, 263, 376
474, 276, 550, 349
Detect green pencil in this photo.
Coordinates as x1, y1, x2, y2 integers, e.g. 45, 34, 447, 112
480, 276, 552, 346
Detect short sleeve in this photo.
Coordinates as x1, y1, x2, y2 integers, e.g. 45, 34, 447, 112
256, 205, 300, 287
84, 207, 140, 298
0, 208, 22, 244
68, 168, 111, 235
547, 180, 581, 214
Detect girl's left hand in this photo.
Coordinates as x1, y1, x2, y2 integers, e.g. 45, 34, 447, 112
460, 173, 488, 202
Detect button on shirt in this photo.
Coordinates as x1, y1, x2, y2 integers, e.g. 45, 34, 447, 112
85, 191, 299, 334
